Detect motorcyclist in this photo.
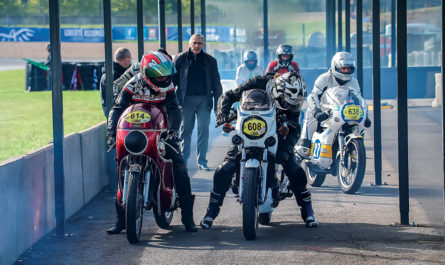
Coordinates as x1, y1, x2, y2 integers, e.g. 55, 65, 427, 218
235, 50, 263, 86
106, 51, 198, 233
295, 51, 371, 158
112, 49, 172, 100
200, 72, 318, 229
266, 44, 300, 75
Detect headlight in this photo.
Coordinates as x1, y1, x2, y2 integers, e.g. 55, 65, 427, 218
242, 116, 267, 140
124, 131, 148, 155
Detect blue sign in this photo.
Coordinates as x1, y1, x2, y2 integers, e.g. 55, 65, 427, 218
0, 26, 247, 43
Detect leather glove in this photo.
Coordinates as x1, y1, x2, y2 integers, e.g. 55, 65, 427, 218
106, 133, 116, 149
364, 117, 372, 128
216, 112, 229, 125
314, 108, 329, 122
164, 130, 181, 148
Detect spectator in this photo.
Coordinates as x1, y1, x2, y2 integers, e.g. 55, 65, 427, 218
172, 34, 223, 171
235, 50, 263, 86
45, 43, 51, 90
100, 47, 132, 117
266, 44, 300, 75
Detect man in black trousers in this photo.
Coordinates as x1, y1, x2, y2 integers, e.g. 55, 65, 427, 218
173, 34, 223, 171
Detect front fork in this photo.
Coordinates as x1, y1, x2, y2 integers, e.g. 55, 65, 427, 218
238, 148, 268, 205
338, 131, 346, 167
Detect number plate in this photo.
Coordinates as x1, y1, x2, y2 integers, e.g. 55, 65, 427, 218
243, 118, 267, 137
125, 110, 151, 124
342, 104, 363, 121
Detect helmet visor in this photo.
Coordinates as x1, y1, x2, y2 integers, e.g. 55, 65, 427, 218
144, 60, 176, 78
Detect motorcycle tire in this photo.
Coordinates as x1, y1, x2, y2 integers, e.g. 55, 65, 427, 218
304, 161, 326, 187
125, 171, 144, 244
337, 138, 366, 194
258, 212, 272, 225
154, 211, 173, 229
242, 167, 260, 240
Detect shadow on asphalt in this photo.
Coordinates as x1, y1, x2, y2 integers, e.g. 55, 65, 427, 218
130, 221, 443, 253
309, 185, 400, 198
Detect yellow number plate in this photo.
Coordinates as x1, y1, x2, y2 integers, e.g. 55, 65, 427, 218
343, 105, 363, 121
125, 110, 151, 124
243, 118, 267, 137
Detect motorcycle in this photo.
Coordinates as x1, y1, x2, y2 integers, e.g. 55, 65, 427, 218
299, 86, 368, 194
218, 89, 281, 240
115, 103, 178, 243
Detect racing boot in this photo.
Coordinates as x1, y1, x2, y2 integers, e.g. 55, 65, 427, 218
107, 201, 126, 234
296, 138, 311, 158
179, 195, 198, 232
200, 190, 225, 229
296, 190, 318, 227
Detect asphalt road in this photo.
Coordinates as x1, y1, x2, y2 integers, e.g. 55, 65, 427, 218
15, 100, 445, 265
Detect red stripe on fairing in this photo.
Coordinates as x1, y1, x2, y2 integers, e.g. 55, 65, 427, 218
124, 86, 134, 95
166, 87, 175, 93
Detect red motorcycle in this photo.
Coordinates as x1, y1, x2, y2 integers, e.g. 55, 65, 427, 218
115, 103, 178, 243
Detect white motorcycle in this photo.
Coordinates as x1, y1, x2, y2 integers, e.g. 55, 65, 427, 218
218, 89, 278, 240
300, 86, 368, 194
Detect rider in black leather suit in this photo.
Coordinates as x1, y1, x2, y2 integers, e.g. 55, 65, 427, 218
200, 72, 318, 229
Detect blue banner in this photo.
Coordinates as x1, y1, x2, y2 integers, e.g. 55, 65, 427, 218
0, 26, 247, 43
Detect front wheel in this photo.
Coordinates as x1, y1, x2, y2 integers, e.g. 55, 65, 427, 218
337, 138, 366, 194
242, 167, 260, 240
125, 171, 144, 243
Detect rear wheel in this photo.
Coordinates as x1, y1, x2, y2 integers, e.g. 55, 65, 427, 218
126, 171, 144, 244
337, 138, 366, 194
242, 167, 260, 240
154, 210, 174, 229
258, 212, 271, 225
305, 161, 326, 187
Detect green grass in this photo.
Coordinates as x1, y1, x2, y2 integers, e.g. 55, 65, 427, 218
0, 69, 105, 163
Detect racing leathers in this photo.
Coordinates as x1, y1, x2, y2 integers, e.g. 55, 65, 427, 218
266, 60, 300, 75
200, 74, 317, 229
235, 63, 264, 86
296, 70, 365, 158
107, 73, 197, 233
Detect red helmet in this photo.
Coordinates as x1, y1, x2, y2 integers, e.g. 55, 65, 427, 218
140, 51, 176, 93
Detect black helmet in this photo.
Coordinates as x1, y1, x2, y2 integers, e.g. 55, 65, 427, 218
276, 44, 293, 67
243, 50, 258, 70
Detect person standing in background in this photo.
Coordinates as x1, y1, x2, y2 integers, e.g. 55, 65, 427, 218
235, 50, 263, 86
100, 47, 132, 117
172, 34, 223, 171
45, 43, 51, 90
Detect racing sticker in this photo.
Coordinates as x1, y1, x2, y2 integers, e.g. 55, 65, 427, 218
125, 110, 151, 124
342, 104, 364, 121
243, 117, 267, 137
311, 139, 332, 159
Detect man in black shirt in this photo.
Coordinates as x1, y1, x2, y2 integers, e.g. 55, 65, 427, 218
172, 34, 222, 170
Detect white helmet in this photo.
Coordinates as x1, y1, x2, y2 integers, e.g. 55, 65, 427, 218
330, 51, 356, 82
269, 72, 306, 112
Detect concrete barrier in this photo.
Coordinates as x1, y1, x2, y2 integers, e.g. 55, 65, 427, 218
0, 122, 108, 265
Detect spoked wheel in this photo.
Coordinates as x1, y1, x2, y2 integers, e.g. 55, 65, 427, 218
125, 171, 144, 243
242, 167, 260, 240
154, 210, 174, 229
337, 138, 366, 194
304, 161, 326, 187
